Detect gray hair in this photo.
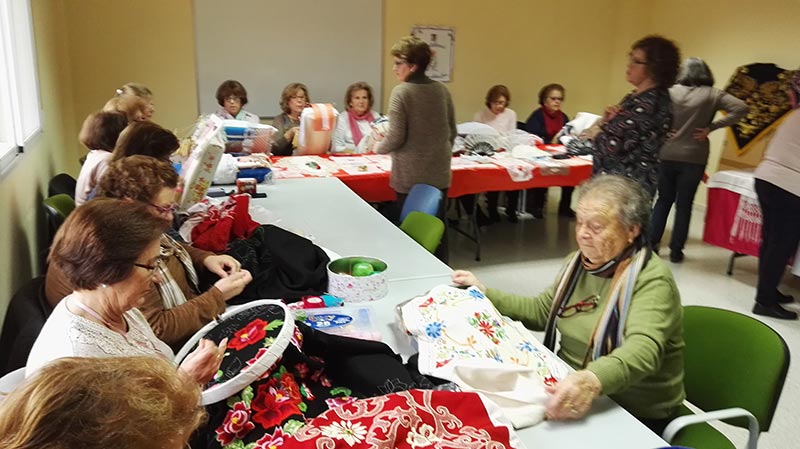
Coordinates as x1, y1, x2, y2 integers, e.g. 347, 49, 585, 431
676, 57, 715, 87
578, 175, 652, 237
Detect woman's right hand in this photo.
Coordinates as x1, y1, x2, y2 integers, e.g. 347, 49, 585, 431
602, 104, 621, 123
284, 127, 297, 142
451, 270, 486, 292
179, 338, 228, 384
213, 269, 253, 301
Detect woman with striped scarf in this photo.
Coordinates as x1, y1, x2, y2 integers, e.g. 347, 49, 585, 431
452, 175, 684, 435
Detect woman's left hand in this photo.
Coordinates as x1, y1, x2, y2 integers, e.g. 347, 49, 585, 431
545, 370, 602, 420
203, 255, 241, 278
692, 127, 711, 141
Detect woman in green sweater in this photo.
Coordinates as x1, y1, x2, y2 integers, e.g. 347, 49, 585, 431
453, 175, 684, 435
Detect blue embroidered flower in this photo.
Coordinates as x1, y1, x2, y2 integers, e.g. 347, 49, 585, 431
468, 288, 486, 300
518, 341, 534, 352
425, 321, 444, 338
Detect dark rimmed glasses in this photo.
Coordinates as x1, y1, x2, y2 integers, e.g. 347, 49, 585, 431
149, 202, 178, 216
558, 294, 599, 318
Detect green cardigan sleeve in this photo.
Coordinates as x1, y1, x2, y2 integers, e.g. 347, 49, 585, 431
485, 285, 554, 331
585, 264, 682, 396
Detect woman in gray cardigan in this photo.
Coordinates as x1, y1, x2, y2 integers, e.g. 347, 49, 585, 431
649, 58, 747, 263
374, 35, 457, 262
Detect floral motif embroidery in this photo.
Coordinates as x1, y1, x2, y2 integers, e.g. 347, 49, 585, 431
250, 372, 303, 429
325, 396, 358, 410
215, 401, 256, 446
228, 318, 268, 350
425, 321, 444, 338
320, 420, 368, 446
254, 428, 287, 449
407, 423, 440, 448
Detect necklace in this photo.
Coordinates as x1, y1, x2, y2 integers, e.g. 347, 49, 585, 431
69, 297, 126, 333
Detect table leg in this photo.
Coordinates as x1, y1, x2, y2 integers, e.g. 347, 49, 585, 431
447, 194, 482, 261
727, 252, 747, 276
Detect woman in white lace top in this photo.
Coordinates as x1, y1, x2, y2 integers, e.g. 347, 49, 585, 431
26, 199, 226, 382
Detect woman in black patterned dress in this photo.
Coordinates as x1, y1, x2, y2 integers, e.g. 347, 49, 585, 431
591, 35, 680, 197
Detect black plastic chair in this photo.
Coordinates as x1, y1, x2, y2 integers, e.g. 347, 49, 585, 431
48, 173, 77, 199
0, 276, 51, 375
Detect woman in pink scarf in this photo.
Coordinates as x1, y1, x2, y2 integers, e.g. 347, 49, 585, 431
331, 82, 382, 154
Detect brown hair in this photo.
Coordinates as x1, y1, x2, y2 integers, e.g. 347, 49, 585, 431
78, 111, 128, 151
485, 85, 511, 109
631, 35, 681, 88
103, 95, 148, 122
344, 82, 374, 110
48, 198, 168, 290
0, 356, 205, 449
97, 156, 179, 203
111, 121, 179, 162
538, 83, 566, 105
116, 82, 153, 99
216, 80, 249, 107
279, 83, 309, 114
391, 36, 432, 73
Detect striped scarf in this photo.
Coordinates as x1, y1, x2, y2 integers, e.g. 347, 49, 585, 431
155, 234, 201, 310
543, 246, 651, 366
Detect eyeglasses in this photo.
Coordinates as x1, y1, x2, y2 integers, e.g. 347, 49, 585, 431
547, 96, 564, 102
225, 96, 242, 103
558, 295, 599, 318
491, 100, 508, 106
134, 256, 166, 274
290, 95, 307, 101
392, 59, 408, 67
149, 203, 178, 216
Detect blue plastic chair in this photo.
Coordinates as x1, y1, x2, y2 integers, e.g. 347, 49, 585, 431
399, 184, 442, 223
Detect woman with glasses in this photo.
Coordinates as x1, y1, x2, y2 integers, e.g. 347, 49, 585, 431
373, 36, 456, 262
28, 198, 227, 383
469, 84, 517, 224
452, 175, 684, 435
271, 82, 310, 155
214, 79, 260, 124
524, 83, 575, 219
45, 156, 252, 348
590, 35, 680, 197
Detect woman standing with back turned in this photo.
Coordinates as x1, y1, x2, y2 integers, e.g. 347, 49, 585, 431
649, 58, 747, 263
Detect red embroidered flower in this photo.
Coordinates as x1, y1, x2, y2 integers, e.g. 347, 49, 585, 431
294, 362, 309, 379
228, 318, 269, 350
251, 373, 304, 429
477, 320, 495, 339
255, 428, 288, 449
244, 347, 269, 370
215, 401, 256, 445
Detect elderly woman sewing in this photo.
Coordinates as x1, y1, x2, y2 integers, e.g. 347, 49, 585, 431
452, 175, 684, 434
45, 156, 253, 347
28, 199, 227, 383
0, 357, 205, 449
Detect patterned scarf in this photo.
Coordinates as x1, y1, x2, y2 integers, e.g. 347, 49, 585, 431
155, 234, 200, 310
543, 245, 651, 366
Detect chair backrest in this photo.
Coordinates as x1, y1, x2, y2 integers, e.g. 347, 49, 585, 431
400, 184, 442, 223
683, 305, 789, 431
48, 173, 77, 198
400, 211, 445, 254
43, 193, 76, 237
0, 277, 50, 376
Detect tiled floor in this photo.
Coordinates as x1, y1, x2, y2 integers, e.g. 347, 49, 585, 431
448, 201, 798, 449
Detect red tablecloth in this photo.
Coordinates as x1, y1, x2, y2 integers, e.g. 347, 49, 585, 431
272, 152, 593, 203
703, 187, 761, 257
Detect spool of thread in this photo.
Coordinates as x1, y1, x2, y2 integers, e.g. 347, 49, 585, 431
302, 296, 326, 309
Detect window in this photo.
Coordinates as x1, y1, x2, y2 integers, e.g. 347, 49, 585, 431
0, 0, 41, 173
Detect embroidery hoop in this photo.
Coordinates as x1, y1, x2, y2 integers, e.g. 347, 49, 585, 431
174, 299, 295, 405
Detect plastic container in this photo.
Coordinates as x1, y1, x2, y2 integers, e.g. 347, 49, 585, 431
296, 305, 381, 341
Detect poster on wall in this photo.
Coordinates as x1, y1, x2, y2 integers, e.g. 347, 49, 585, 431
411, 26, 454, 82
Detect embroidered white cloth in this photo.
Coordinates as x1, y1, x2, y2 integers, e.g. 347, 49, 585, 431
400, 285, 569, 428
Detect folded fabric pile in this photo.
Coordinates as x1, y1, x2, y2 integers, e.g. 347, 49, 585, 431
179, 194, 260, 252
